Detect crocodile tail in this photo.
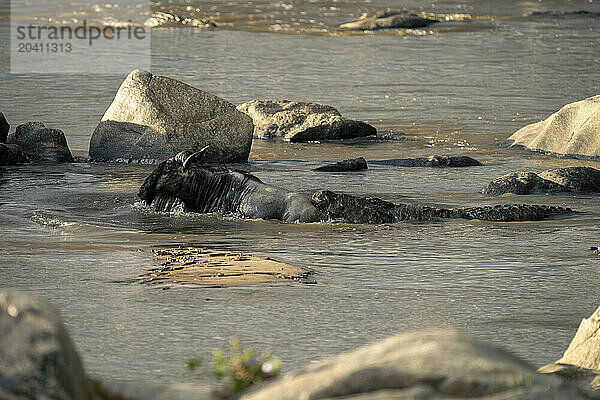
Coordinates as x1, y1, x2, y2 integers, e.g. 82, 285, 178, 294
454, 204, 574, 222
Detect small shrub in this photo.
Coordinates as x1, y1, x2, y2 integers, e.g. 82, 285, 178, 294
212, 338, 281, 398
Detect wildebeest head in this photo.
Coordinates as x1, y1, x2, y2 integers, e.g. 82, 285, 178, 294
138, 146, 263, 213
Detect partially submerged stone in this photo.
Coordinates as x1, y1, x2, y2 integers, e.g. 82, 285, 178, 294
524, 10, 600, 18
503, 95, 600, 158
145, 11, 217, 28
138, 247, 315, 287
483, 167, 600, 195
538, 363, 600, 390
242, 330, 595, 400
0, 290, 93, 400
89, 69, 254, 163
370, 155, 482, 168
0, 112, 9, 143
539, 167, 600, 193
314, 157, 368, 172
7, 122, 74, 162
0, 143, 29, 166
482, 172, 567, 195
237, 99, 376, 142
539, 305, 600, 390
339, 10, 439, 30
554, 305, 600, 370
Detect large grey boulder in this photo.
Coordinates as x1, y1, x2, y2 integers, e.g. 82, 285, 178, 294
339, 10, 439, 30
237, 99, 376, 142
0, 112, 9, 143
7, 122, 74, 162
0, 143, 29, 166
242, 330, 596, 400
89, 69, 254, 164
0, 290, 93, 400
483, 167, 600, 195
503, 95, 600, 158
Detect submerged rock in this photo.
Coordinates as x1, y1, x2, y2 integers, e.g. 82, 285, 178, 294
237, 99, 376, 142
0, 290, 93, 400
503, 95, 600, 158
370, 155, 482, 167
339, 10, 439, 30
483, 167, 600, 195
7, 122, 74, 162
89, 69, 254, 164
312, 190, 573, 223
0, 112, 9, 143
0, 143, 29, 166
138, 247, 314, 287
524, 10, 600, 18
242, 330, 595, 400
314, 157, 368, 172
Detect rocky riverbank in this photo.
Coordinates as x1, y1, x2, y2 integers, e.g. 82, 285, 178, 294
3, 290, 600, 399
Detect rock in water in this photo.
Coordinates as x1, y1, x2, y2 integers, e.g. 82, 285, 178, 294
89, 69, 254, 163
237, 99, 376, 142
7, 122, 74, 162
483, 167, 600, 195
0, 143, 29, 165
339, 10, 439, 30
0, 112, 9, 143
539, 167, 600, 193
144, 11, 217, 28
370, 155, 483, 167
242, 330, 595, 400
539, 305, 600, 390
481, 172, 568, 195
503, 95, 600, 158
314, 157, 368, 172
0, 290, 93, 400
553, 305, 600, 370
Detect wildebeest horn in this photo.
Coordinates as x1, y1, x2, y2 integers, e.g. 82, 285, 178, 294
182, 146, 209, 170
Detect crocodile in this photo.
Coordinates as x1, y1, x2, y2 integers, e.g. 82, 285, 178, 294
311, 190, 574, 223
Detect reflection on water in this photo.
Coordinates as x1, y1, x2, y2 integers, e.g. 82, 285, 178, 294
1, 0, 600, 387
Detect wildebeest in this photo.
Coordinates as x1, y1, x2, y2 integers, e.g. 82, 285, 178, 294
138, 147, 323, 223
139, 148, 574, 224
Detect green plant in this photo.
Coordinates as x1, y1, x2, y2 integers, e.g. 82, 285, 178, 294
212, 338, 281, 397
186, 357, 204, 372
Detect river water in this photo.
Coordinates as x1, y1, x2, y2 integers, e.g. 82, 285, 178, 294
1, 0, 600, 387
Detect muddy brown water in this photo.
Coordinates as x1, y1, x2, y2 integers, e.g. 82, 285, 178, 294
1, 0, 600, 386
